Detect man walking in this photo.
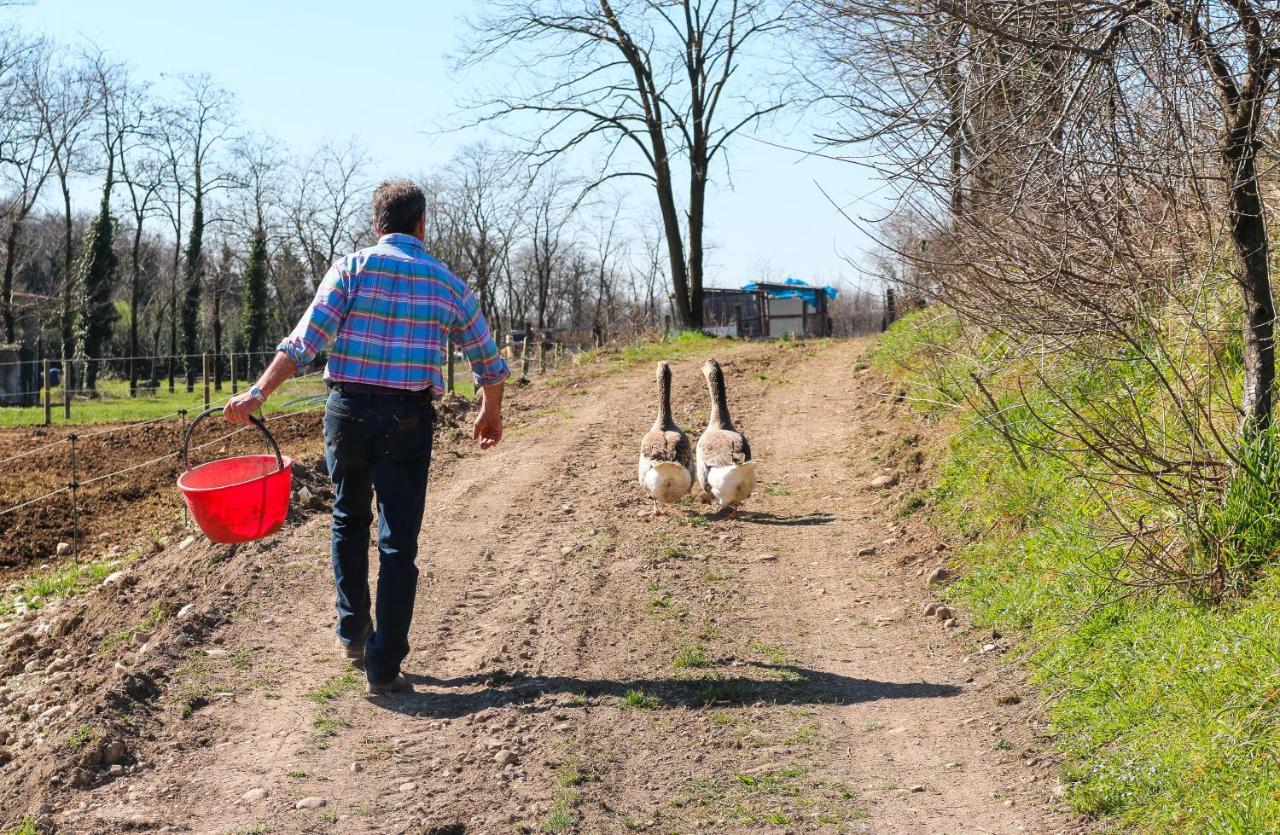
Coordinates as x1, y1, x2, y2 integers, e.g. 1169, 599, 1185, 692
224, 180, 509, 694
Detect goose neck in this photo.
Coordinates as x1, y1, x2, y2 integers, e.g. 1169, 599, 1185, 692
706, 368, 732, 428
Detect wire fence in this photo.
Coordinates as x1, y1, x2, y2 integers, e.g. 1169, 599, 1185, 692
0, 400, 330, 567
0, 350, 333, 429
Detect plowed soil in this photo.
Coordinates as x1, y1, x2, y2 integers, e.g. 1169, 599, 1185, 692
0, 340, 1089, 834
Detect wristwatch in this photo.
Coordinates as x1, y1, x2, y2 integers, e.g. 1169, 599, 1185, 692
249, 385, 266, 403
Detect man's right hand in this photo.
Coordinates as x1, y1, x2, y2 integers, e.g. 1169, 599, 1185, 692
473, 381, 505, 449
473, 407, 503, 450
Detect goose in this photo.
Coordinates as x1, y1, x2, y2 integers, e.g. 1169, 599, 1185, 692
696, 358, 757, 514
637, 361, 694, 514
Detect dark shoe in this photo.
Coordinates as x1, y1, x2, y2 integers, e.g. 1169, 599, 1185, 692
366, 673, 409, 696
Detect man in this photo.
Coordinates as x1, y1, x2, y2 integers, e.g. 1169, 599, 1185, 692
224, 180, 508, 695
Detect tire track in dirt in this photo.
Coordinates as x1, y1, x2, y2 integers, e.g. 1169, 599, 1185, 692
49, 340, 1088, 834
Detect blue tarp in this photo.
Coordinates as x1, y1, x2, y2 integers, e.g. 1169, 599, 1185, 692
742, 277, 838, 303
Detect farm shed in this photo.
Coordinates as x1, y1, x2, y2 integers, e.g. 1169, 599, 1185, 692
701, 278, 837, 339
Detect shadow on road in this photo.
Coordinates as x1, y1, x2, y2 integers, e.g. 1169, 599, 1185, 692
372, 663, 961, 720
729, 510, 837, 526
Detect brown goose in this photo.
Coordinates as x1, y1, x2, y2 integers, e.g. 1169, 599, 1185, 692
695, 358, 757, 512
637, 361, 693, 514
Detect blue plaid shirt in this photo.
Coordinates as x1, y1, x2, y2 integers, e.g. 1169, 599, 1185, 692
278, 234, 509, 393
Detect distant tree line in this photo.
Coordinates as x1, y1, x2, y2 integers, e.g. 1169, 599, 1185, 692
0, 15, 693, 398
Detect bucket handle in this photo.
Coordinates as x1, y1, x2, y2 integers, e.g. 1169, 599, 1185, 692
182, 406, 285, 473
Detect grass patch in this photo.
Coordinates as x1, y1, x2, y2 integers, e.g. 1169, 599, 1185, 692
0, 552, 134, 617
305, 673, 359, 703
621, 689, 661, 710
67, 725, 99, 750
674, 644, 711, 669
101, 603, 170, 651
312, 714, 351, 737
674, 765, 863, 828
610, 330, 724, 368
748, 640, 788, 666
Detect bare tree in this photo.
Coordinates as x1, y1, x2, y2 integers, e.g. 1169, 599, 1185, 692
116, 79, 164, 395
466, 0, 796, 329
285, 138, 370, 285
0, 35, 53, 345
170, 74, 235, 391
30, 43, 94, 356
453, 143, 518, 327
808, 0, 1280, 596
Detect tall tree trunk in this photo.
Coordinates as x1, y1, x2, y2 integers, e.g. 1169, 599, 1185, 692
60, 182, 73, 356
0, 221, 18, 344
181, 186, 204, 392
652, 157, 691, 329
169, 240, 179, 393
687, 158, 707, 330
1226, 115, 1275, 433
212, 287, 222, 392
129, 224, 142, 397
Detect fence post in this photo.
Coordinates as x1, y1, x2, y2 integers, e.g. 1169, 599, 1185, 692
178, 410, 189, 528
68, 433, 79, 564
446, 335, 455, 394
521, 334, 532, 379
168, 355, 175, 394
43, 359, 50, 426
62, 354, 70, 421
202, 352, 210, 409
230, 352, 237, 394
538, 340, 547, 375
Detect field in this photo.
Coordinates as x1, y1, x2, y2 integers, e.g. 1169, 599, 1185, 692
0, 338, 1083, 834
0, 375, 477, 428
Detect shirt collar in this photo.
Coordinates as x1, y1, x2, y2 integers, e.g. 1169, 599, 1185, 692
379, 233, 427, 253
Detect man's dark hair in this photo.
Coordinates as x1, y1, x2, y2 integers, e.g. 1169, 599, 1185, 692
372, 180, 426, 235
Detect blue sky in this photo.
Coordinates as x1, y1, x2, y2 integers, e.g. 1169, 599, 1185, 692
31, 0, 881, 292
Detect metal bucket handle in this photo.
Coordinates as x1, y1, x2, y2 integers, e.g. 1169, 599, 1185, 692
182, 406, 284, 473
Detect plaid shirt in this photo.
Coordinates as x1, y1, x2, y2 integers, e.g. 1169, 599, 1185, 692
278, 233, 509, 393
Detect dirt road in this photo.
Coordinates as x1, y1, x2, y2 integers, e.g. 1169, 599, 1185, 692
2, 339, 1085, 833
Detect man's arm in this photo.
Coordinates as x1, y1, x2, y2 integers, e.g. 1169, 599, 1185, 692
453, 285, 510, 449
224, 261, 350, 425
224, 351, 300, 425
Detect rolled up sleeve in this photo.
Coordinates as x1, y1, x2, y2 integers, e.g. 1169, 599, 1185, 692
453, 287, 509, 387
277, 263, 350, 373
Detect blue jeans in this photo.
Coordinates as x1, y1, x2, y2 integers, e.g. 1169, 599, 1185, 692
323, 389, 435, 685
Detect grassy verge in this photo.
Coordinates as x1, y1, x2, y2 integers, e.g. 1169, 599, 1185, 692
0, 374, 476, 427
878, 310, 1280, 831
0, 551, 136, 617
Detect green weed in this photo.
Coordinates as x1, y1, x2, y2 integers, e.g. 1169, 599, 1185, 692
674, 644, 711, 669
306, 673, 358, 703
621, 689, 660, 710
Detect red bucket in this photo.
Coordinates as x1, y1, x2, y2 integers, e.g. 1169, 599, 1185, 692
177, 408, 294, 544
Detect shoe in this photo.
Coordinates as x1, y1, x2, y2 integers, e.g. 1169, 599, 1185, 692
336, 635, 363, 661
366, 673, 409, 696
336, 625, 371, 661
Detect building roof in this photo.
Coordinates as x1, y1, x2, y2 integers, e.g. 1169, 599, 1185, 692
742, 277, 838, 303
